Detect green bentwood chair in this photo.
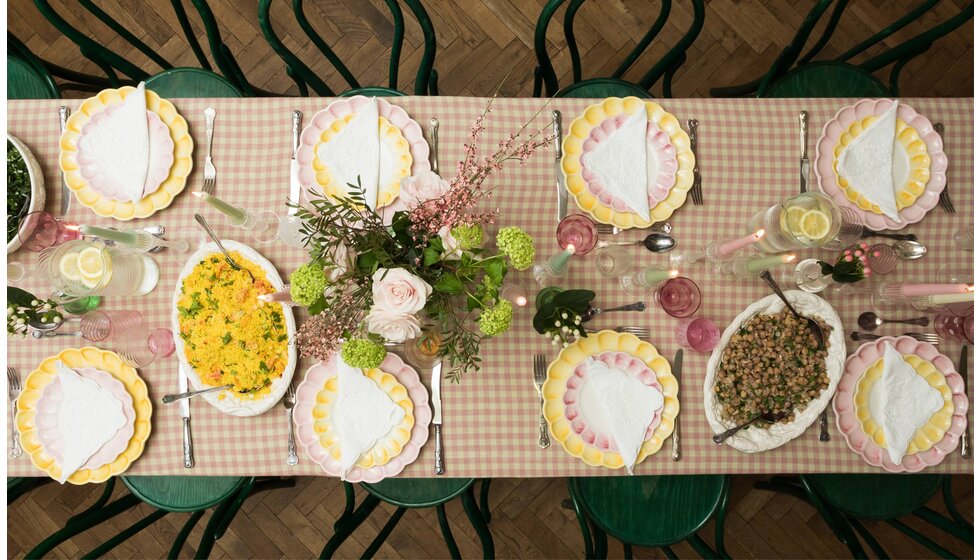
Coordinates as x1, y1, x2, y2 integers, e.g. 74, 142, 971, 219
710, 1, 974, 98
757, 474, 973, 558
258, 0, 438, 97
321, 479, 494, 559
8, 31, 115, 95
7, 52, 60, 100
7, 477, 50, 505
32, 0, 255, 95
26, 476, 294, 559
568, 475, 731, 559
533, 0, 705, 98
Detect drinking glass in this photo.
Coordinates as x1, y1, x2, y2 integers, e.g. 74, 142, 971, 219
114, 227, 204, 264
7, 262, 26, 283
934, 314, 966, 342
965, 311, 974, 345
117, 327, 176, 368
17, 211, 81, 252
866, 243, 897, 275
656, 277, 701, 318
594, 246, 633, 278
38, 240, 159, 299
556, 215, 598, 255
953, 227, 973, 252
674, 317, 720, 352
79, 310, 143, 342
794, 258, 833, 293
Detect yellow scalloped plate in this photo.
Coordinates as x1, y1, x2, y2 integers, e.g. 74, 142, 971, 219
312, 116, 411, 208
832, 116, 930, 213
312, 368, 415, 469
853, 354, 953, 455
15, 347, 152, 484
542, 331, 678, 469
561, 97, 694, 229
59, 87, 194, 221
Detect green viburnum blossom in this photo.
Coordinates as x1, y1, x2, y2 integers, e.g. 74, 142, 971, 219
495, 226, 535, 271
450, 223, 485, 250
339, 338, 387, 369
289, 262, 328, 307
477, 299, 513, 337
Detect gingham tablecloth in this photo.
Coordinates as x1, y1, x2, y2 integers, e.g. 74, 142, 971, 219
7, 96, 973, 478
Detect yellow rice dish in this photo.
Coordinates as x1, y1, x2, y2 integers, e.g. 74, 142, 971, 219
176, 252, 289, 397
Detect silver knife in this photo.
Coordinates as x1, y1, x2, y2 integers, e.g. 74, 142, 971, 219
960, 345, 970, 459
799, 110, 809, 194
552, 110, 568, 223
671, 349, 682, 461
178, 364, 195, 468
431, 360, 445, 475
428, 118, 440, 175
288, 110, 303, 216
58, 106, 71, 217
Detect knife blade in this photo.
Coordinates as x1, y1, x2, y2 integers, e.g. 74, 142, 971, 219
287, 110, 303, 216
431, 360, 445, 475
552, 110, 568, 223
58, 106, 72, 217
960, 345, 970, 459
178, 364, 195, 468
799, 110, 809, 194
671, 349, 682, 461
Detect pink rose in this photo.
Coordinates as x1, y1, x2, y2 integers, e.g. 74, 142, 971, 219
399, 171, 450, 208
438, 226, 463, 260
326, 243, 352, 282
371, 268, 432, 315
364, 307, 422, 343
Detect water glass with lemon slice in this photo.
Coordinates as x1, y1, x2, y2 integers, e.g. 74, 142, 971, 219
748, 192, 860, 253
38, 240, 159, 300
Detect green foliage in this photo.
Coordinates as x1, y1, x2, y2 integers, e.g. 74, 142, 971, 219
7, 141, 31, 242
532, 289, 594, 335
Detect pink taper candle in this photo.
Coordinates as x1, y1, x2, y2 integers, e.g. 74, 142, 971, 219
718, 229, 765, 258
900, 283, 972, 297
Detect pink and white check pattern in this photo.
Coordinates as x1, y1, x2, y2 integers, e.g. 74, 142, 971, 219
7, 96, 973, 478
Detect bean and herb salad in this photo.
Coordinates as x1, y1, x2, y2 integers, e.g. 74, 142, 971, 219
713, 310, 831, 426
7, 141, 31, 242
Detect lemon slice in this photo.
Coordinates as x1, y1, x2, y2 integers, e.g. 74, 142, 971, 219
80, 274, 103, 289
78, 246, 105, 279
800, 210, 832, 241
58, 253, 83, 281
784, 205, 807, 236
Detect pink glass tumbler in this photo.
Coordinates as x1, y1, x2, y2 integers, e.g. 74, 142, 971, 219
18, 211, 81, 252
556, 214, 598, 255
117, 327, 176, 368
80, 310, 143, 342
656, 276, 702, 318
674, 317, 720, 352
934, 314, 967, 343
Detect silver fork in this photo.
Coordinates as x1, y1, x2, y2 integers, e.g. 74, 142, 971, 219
688, 119, 703, 205
585, 326, 651, 339
202, 107, 217, 194
7, 367, 23, 458
933, 123, 954, 213
533, 354, 550, 449
595, 222, 672, 235
850, 331, 940, 345
284, 384, 299, 466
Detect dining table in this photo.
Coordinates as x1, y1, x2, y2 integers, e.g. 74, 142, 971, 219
6, 95, 974, 478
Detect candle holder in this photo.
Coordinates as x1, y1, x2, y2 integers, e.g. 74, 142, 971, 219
621, 266, 678, 299
705, 229, 765, 263
104, 227, 204, 263
533, 245, 575, 287
594, 246, 634, 278
194, 191, 279, 244
500, 280, 530, 309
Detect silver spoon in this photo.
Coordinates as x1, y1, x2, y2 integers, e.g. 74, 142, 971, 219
713, 410, 791, 444
162, 384, 233, 404
857, 312, 929, 331
759, 270, 825, 350
580, 301, 646, 322
194, 214, 255, 281
894, 240, 928, 260
31, 330, 82, 339
597, 232, 676, 253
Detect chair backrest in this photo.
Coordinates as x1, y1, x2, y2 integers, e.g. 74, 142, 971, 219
144, 68, 244, 98
258, 0, 437, 96
533, 0, 705, 98
31, 0, 255, 95
7, 35, 60, 100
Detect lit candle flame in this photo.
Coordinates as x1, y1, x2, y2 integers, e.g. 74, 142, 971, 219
191, 191, 205, 198
515, 296, 528, 307
969, 284, 975, 293
565, 244, 576, 254
64, 224, 81, 232
754, 229, 766, 239
783, 254, 797, 263
668, 269, 679, 278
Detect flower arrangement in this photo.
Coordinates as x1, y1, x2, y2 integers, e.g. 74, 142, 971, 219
290, 96, 551, 381
532, 287, 595, 347
7, 287, 62, 336
817, 242, 875, 283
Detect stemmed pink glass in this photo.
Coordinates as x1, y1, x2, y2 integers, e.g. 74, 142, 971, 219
656, 276, 702, 318
17, 211, 81, 252
556, 215, 598, 255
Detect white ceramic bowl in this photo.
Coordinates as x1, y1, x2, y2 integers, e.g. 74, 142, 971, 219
7, 134, 46, 254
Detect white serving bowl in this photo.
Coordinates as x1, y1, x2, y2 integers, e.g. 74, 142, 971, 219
7, 134, 46, 254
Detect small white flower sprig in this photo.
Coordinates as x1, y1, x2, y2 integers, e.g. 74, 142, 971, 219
7, 287, 63, 336
532, 288, 595, 348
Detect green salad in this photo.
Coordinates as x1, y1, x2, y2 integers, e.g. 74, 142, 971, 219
7, 141, 31, 243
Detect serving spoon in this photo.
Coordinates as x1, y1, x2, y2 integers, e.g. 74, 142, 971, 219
894, 240, 928, 260
194, 214, 255, 281
759, 270, 825, 350
713, 410, 791, 444
162, 384, 234, 404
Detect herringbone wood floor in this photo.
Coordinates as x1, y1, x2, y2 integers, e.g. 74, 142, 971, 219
6, 1, 974, 558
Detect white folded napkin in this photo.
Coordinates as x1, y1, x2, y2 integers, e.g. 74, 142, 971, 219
873, 343, 944, 465
332, 354, 405, 479
78, 82, 150, 204
582, 110, 650, 220
837, 100, 901, 221
579, 357, 664, 473
53, 362, 128, 483
315, 97, 380, 210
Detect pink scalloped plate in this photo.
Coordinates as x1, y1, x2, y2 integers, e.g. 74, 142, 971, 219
75, 105, 175, 203
815, 99, 947, 231
296, 96, 430, 210
580, 117, 678, 212
34, 367, 136, 472
294, 352, 431, 482
834, 336, 968, 472
563, 351, 663, 454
